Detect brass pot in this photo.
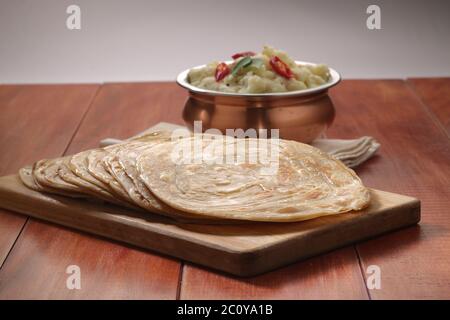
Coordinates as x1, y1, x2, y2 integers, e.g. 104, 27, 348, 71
177, 61, 340, 143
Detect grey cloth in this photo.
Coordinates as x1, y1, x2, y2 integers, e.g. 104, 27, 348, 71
311, 136, 380, 168
100, 122, 380, 168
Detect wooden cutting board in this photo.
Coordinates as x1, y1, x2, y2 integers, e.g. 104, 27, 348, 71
0, 174, 420, 276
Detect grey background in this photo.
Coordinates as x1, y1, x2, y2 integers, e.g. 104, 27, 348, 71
0, 0, 449, 84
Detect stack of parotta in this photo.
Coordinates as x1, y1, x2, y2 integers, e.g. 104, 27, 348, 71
19, 131, 370, 223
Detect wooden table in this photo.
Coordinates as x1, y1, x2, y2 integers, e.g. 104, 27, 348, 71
0, 79, 449, 299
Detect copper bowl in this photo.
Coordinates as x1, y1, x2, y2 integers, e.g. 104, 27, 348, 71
176, 61, 341, 143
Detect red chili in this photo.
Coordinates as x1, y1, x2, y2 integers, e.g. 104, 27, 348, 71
270, 56, 293, 79
215, 62, 231, 82
231, 51, 256, 60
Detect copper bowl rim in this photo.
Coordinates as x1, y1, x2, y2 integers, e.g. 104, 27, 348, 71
176, 60, 341, 98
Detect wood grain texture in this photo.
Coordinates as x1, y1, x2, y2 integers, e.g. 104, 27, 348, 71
65, 82, 187, 152
180, 80, 450, 299
0, 210, 24, 267
0, 83, 185, 299
0, 174, 420, 277
0, 220, 180, 299
407, 78, 450, 137
0, 84, 99, 266
181, 248, 366, 300
328, 80, 450, 299
0, 80, 448, 299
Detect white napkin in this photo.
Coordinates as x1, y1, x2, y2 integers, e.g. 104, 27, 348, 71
100, 122, 380, 168
311, 137, 380, 168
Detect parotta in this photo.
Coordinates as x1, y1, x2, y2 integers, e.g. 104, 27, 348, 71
136, 135, 370, 222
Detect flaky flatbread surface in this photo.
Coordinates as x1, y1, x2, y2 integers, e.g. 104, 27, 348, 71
19, 165, 43, 191
34, 158, 81, 192
137, 136, 370, 222
59, 157, 132, 207
114, 141, 225, 222
20, 163, 86, 198
18, 131, 371, 224
86, 148, 133, 204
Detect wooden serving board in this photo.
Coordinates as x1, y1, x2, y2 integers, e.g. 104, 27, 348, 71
0, 174, 420, 276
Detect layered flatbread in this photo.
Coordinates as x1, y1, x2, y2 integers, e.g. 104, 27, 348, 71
18, 131, 370, 223
136, 136, 370, 222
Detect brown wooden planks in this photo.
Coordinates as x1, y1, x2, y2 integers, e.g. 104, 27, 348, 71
0, 175, 421, 278
180, 248, 369, 299
0, 83, 185, 299
65, 82, 187, 152
0, 84, 99, 266
0, 220, 180, 299
1, 80, 448, 299
179, 80, 450, 299
328, 80, 450, 299
407, 78, 450, 137
0, 211, 24, 268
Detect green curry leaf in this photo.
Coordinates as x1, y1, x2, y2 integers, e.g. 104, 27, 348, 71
231, 56, 253, 76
